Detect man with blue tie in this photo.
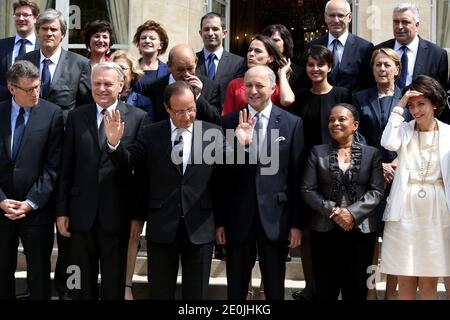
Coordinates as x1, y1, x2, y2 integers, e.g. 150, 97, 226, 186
298, 0, 374, 92
0, 60, 64, 300
0, 1, 41, 99
196, 12, 245, 106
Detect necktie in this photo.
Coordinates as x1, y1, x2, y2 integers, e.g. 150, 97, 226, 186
173, 129, 184, 174
98, 109, 107, 147
41, 59, 52, 98
207, 53, 216, 80
12, 108, 25, 161
251, 113, 261, 161
329, 39, 340, 81
17, 39, 27, 59
397, 45, 409, 89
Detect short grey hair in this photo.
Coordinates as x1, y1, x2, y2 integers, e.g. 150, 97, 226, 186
393, 3, 420, 22
92, 61, 125, 82
325, 0, 351, 13
6, 60, 40, 85
36, 9, 67, 36
245, 65, 276, 88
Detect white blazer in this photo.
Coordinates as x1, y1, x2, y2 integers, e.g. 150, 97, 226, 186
380, 112, 450, 221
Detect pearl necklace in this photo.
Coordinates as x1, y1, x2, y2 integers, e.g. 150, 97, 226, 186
416, 120, 438, 198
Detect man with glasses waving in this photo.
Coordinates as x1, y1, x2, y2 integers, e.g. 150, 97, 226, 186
0, 60, 64, 300
299, 0, 374, 92
0, 1, 41, 98
105, 81, 222, 299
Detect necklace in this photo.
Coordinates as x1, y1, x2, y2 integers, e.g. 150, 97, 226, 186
416, 121, 438, 198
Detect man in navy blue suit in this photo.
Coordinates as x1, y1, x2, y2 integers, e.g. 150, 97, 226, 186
298, 0, 374, 91
376, 3, 449, 123
0, 1, 41, 93
217, 65, 304, 300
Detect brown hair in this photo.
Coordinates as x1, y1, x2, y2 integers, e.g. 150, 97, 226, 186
13, 1, 40, 17
133, 20, 169, 55
403, 75, 446, 117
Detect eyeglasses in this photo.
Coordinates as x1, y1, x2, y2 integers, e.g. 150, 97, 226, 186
169, 107, 196, 117
12, 83, 40, 94
13, 12, 34, 19
326, 12, 350, 21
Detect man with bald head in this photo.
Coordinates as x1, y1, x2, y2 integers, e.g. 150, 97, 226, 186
218, 65, 304, 300
299, 0, 373, 91
141, 44, 220, 124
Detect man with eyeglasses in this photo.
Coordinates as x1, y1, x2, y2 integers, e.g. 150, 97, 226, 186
104, 81, 222, 299
0, 1, 41, 98
141, 44, 220, 124
0, 60, 63, 300
55, 62, 148, 300
298, 0, 374, 92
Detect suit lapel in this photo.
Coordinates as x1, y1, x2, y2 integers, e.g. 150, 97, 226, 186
82, 103, 100, 148
216, 51, 229, 80
412, 38, 427, 79
340, 33, 355, 71
197, 51, 207, 76
49, 49, 67, 95
6, 38, 15, 70
266, 106, 282, 158
0, 103, 12, 160
17, 103, 42, 160
367, 88, 383, 129
161, 120, 180, 174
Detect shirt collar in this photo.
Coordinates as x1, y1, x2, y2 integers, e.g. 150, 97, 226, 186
169, 74, 176, 84
12, 98, 31, 112
40, 46, 62, 65
15, 33, 36, 46
170, 119, 193, 134
394, 35, 419, 54
328, 30, 349, 47
203, 47, 224, 61
247, 101, 272, 120
96, 100, 118, 115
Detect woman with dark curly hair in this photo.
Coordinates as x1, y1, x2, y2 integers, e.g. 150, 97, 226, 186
133, 20, 169, 85
83, 20, 113, 65
301, 103, 384, 300
380, 75, 450, 300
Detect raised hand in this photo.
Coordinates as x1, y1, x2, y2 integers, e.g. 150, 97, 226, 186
235, 109, 257, 145
104, 109, 125, 147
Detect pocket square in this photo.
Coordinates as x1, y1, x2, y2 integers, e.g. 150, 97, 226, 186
275, 136, 286, 142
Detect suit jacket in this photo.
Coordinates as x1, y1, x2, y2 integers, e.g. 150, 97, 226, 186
17, 49, 92, 110
298, 33, 374, 91
0, 99, 64, 226
0, 36, 40, 87
109, 120, 221, 245
55, 102, 148, 234
0, 85, 9, 102
353, 86, 410, 162
140, 74, 220, 124
381, 115, 450, 221
301, 143, 384, 233
218, 105, 305, 242
196, 49, 245, 105
376, 37, 448, 89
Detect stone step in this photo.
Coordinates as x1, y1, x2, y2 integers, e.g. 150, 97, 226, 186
17, 248, 304, 281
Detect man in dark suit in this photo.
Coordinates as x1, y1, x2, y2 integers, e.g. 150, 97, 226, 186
18, 9, 92, 299
376, 3, 448, 89
0, 60, 63, 300
299, 0, 374, 91
196, 12, 245, 105
105, 81, 221, 300
0, 1, 41, 94
17, 9, 92, 118
376, 3, 449, 123
141, 44, 220, 124
55, 62, 148, 300
217, 65, 304, 300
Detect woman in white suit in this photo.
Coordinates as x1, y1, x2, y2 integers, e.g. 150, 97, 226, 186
380, 75, 450, 300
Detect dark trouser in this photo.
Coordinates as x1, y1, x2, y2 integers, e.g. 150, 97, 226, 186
70, 221, 128, 300
310, 227, 376, 300
147, 220, 213, 300
54, 231, 72, 295
226, 215, 289, 300
0, 223, 53, 300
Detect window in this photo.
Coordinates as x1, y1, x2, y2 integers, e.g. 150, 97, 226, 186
55, 0, 129, 54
